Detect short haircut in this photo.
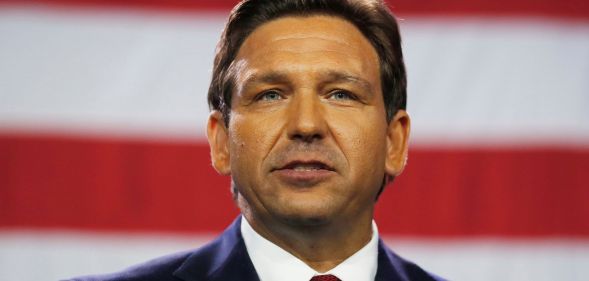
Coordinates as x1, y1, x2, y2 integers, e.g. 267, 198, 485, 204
208, 0, 407, 125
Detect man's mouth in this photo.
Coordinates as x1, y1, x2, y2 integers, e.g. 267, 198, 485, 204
272, 160, 336, 186
280, 161, 334, 172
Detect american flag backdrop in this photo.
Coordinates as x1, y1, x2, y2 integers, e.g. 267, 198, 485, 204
0, 0, 588, 280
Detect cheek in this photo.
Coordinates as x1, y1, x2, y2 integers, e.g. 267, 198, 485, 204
228, 112, 283, 174
330, 111, 388, 174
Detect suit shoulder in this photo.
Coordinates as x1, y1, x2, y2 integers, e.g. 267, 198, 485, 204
379, 241, 447, 281
65, 250, 193, 281
66, 218, 245, 281
394, 255, 447, 281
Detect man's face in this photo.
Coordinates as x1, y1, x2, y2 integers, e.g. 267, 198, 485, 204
208, 16, 409, 227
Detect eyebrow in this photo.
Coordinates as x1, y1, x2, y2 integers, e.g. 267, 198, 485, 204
320, 70, 374, 93
240, 70, 374, 93
241, 71, 290, 90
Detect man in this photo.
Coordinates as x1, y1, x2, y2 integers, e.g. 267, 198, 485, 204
71, 0, 444, 280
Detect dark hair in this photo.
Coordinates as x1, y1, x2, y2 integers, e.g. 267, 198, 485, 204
207, 0, 407, 124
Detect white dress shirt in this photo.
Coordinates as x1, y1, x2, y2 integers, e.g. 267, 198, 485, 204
241, 217, 379, 281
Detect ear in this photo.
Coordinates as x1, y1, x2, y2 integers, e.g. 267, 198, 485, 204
385, 110, 411, 177
207, 110, 231, 175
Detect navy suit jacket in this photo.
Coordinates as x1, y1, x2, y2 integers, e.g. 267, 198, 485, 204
69, 216, 445, 281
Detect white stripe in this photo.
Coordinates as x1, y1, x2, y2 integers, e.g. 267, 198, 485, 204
388, 236, 589, 280
0, 7, 225, 140
1, 7, 588, 144
403, 18, 589, 146
0, 230, 214, 280
1, 230, 588, 281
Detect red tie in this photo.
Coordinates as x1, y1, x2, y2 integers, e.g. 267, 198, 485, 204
310, 274, 341, 281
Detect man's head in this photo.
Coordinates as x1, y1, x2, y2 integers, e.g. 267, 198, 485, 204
206, 0, 410, 228
208, 0, 406, 124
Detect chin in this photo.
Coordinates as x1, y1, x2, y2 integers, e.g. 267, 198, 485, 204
281, 214, 331, 227
275, 204, 337, 227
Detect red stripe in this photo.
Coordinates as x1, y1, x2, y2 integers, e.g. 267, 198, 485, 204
1, 0, 588, 19
376, 146, 589, 238
1, 133, 588, 237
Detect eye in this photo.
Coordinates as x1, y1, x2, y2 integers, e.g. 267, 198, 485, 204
256, 90, 283, 101
328, 90, 356, 101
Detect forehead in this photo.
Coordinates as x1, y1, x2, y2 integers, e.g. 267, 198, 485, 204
233, 15, 380, 84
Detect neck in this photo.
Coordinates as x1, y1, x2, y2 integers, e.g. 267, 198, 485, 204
241, 207, 374, 272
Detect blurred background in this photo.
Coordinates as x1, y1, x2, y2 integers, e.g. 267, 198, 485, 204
1, 0, 588, 280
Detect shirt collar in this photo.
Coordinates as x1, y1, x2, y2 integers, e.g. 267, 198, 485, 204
241, 216, 379, 281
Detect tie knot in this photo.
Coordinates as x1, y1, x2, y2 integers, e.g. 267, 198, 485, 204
310, 274, 341, 281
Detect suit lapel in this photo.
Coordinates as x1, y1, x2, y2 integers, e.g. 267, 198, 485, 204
375, 239, 407, 281
173, 216, 260, 281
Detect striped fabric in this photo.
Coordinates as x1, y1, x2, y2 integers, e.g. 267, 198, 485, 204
0, 1, 588, 280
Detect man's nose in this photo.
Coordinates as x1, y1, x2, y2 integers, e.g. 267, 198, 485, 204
286, 92, 328, 143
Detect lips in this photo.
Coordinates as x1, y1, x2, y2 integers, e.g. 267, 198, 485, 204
272, 160, 336, 186
279, 161, 335, 172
